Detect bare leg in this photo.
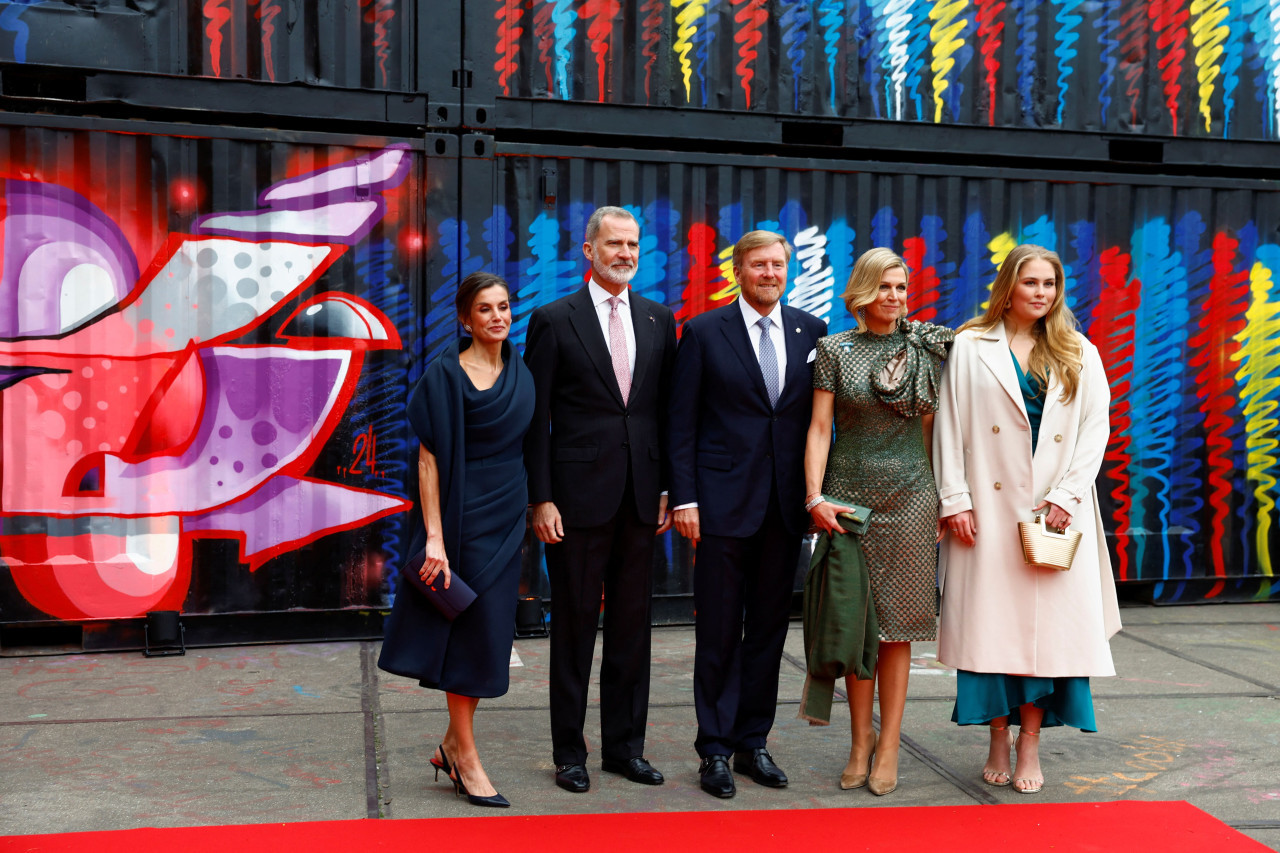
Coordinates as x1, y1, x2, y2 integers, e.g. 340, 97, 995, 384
869, 642, 911, 790
1013, 703, 1045, 794
442, 693, 498, 797
982, 715, 1013, 786
841, 672, 877, 787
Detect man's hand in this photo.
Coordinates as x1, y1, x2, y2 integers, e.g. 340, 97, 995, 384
673, 506, 700, 543
655, 493, 672, 535
532, 501, 564, 544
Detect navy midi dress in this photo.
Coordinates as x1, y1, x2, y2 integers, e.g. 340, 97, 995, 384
379, 338, 535, 698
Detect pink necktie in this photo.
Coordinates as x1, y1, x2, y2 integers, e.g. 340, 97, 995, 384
608, 296, 631, 404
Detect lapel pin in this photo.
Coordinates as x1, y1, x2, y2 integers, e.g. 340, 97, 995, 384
795, 327, 801, 333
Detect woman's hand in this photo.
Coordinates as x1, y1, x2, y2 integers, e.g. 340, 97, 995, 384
1032, 500, 1073, 531
810, 499, 856, 536
943, 510, 977, 547
419, 535, 451, 589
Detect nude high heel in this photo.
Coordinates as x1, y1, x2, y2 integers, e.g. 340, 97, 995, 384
1013, 729, 1043, 795
839, 740, 875, 790
982, 724, 1013, 787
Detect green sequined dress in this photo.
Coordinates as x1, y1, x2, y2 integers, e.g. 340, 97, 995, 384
814, 319, 954, 642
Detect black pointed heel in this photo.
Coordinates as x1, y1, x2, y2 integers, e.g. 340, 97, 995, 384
431, 743, 452, 782
449, 767, 511, 808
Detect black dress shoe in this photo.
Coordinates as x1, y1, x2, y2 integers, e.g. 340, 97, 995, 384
699, 754, 736, 799
554, 763, 590, 793
601, 756, 665, 785
733, 748, 788, 788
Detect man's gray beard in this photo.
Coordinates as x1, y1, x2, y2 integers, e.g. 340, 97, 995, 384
597, 263, 636, 286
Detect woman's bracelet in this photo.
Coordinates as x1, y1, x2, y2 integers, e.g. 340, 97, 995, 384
804, 495, 826, 512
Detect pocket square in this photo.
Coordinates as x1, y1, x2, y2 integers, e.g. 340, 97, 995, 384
806, 348, 817, 363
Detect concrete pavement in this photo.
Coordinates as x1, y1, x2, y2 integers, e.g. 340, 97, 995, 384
2, 602, 1278, 849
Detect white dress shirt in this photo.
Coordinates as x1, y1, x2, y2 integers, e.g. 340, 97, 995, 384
738, 296, 787, 396
589, 277, 636, 376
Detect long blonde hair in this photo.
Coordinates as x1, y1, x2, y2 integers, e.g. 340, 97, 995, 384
841, 247, 910, 333
959, 244, 1083, 403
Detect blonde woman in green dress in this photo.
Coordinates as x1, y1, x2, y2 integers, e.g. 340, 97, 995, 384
803, 248, 953, 795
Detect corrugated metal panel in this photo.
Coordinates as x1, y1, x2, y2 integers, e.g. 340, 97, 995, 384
469, 0, 1279, 142
437, 143, 1280, 603
0, 118, 429, 627
1, 1, 420, 92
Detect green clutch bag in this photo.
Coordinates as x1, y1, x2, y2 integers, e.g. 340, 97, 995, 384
824, 497, 872, 535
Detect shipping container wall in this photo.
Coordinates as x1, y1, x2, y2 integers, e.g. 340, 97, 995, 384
0, 1, 419, 92
451, 145, 1280, 604
0, 123, 429, 630
471, 0, 1280, 141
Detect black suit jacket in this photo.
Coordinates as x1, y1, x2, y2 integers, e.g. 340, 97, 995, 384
667, 300, 827, 538
523, 284, 678, 527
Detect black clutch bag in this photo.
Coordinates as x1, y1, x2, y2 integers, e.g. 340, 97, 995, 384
400, 547, 477, 621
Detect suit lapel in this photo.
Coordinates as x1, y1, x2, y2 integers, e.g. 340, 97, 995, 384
720, 301, 771, 403
630, 294, 656, 397
567, 285, 626, 407
780, 306, 812, 403
976, 322, 1029, 426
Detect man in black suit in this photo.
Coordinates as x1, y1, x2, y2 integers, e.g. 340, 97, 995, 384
668, 230, 826, 799
524, 206, 677, 793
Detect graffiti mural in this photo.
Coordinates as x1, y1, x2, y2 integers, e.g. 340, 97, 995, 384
0, 1, 412, 92
477, 0, 1280, 141
438, 154, 1280, 605
0, 141, 419, 621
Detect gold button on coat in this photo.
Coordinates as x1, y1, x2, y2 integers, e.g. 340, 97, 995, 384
1054, 434, 1063, 442
992, 425, 1000, 433
994, 482, 1002, 490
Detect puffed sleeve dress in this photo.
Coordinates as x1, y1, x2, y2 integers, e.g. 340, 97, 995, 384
813, 318, 953, 642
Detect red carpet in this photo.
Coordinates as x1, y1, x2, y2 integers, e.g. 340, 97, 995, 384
2, 802, 1267, 853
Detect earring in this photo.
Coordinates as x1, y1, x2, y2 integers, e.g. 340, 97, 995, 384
463, 324, 473, 333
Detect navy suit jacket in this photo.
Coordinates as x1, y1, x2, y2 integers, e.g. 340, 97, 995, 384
667, 300, 827, 538
523, 284, 677, 528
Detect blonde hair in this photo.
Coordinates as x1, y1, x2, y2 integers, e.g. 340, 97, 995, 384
731, 230, 792, 270
960, 243, 1083, 403
841, 247, 911, 333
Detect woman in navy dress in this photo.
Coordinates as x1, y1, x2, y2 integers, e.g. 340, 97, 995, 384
379, 271, 535, 808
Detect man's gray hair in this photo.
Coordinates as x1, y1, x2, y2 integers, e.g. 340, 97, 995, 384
585, 206, 638, 243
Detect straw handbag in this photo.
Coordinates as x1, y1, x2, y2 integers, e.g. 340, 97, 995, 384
1018, 515, 1082, 571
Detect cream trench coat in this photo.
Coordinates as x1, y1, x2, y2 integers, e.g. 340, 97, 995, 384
933, 323, 1121, 677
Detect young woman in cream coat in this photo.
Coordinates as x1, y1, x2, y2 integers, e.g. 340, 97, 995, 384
933, 244, 1121, 795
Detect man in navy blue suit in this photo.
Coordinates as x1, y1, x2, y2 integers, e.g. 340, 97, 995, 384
668, 230, 826, 799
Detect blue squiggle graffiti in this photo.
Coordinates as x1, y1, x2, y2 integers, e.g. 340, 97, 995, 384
0, 0, 37, 64
1014, 0, 1041, 125
818, 0, 844, 113
694, 0, 722, 109
871, 205, 899, 248
1219, 0, 1246, 135
1129, 218, 1189, 594
824, 219, 858, 333
1168, 211, 1211, 587
1051, 0, 1084, 125
780, 0, 814, 112
1242, 0, 1280, 136
548, 0, 576, 101
1094, 0, 1121, 126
